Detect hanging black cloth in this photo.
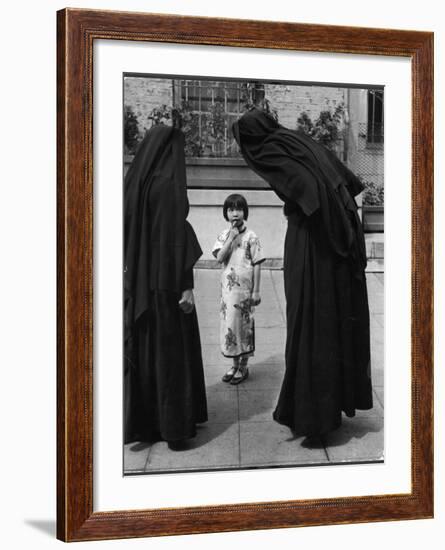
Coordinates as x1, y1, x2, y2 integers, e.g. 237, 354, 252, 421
124, 124, 207, 443
233, 108, 373, 437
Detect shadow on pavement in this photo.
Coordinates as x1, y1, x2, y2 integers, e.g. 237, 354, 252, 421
179, 354, 284, 449
128, 441, 152, 452
322, 415, 383, 448
180, 422, 234, 450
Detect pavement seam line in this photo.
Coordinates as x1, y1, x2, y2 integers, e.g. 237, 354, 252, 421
270, 269, 286, 323
373, 387, 384, 410
237, 388, 242, 467
144, 444, 153, 471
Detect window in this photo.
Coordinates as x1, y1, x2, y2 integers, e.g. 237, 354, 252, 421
367, 90, 384, 144
173, 79, 265, 158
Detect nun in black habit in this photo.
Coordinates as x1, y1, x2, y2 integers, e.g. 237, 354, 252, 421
233, 108, 373, 437
124, 123, 207, 446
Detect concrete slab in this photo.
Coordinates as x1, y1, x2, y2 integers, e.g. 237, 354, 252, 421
371, 339, 384, 366
371, 369, 383, 388
374, 273, 384, 285
270, 271, 287, 316
369, 301, 384, 316
255, 327, 287, 347
204, 365, 240, 388
255, 319, 286, 329
201, 345, 234, 366
250, 348, 285, 365
238, 362, 286, 390
238, 389, 278, 422
324, 416, 384, 462
372, 367, 384, 387
370, 322, 384, 346
373, 313, 384, 328
366, 259, 384, 273
373, 387, 384, 409
124, 443, 151, 472
206, 387, 239, 423
240, 421, 328, 467
367, 274, 384, 315
195, 303, 222, 317
146, 423, 240, 472
198, 327, 220, 344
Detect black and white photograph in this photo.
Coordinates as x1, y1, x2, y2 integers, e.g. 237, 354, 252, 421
3, 0, 440, 546
123, 75, 384, 475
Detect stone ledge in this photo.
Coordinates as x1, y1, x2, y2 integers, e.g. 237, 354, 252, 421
196, 255, 384, 273
188, 189, 283, 206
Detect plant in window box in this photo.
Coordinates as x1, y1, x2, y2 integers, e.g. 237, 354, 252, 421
204, 101, 226, 157
361, 180, 384, 232
174, 100, 204, 157
147, 104, 171, 127
297, 103, 345, 151
124, 105, 141, 155
296, 111, 313, 136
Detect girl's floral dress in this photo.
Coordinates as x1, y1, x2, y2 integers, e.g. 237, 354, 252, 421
212, 227, 265, 358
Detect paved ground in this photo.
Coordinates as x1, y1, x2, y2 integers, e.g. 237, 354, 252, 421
124, 260, 384, 475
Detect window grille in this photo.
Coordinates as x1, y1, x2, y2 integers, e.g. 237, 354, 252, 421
367, 90, 384, 144
173, 79, 264, 157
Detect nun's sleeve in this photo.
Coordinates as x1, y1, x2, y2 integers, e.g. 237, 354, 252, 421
182, 221, 203, 291
325, 148, 365, 198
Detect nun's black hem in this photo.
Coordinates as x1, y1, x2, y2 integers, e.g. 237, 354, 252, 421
124, 291, 208, 445
125, 421, 207, 446
272, 409, 343, 439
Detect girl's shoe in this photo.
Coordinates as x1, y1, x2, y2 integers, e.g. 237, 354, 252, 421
222, 366, 238, 383
230, 366, 249, 385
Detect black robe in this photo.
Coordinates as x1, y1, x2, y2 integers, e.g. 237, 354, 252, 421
124, 125, 207, 443
233, 108, 373, 437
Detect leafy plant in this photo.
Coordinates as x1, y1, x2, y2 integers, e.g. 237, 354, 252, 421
205, 102, 226, 144
174, 100, 204, 157
296, 111, 313, 135
148, 101, 205, 157
362, 180, 384, 206
147, 104, 171, 126
297, 103, 344, 150
124, 105, 140, 155
240, 82, 278, 121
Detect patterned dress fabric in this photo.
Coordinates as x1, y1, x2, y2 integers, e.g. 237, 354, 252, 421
212, 227, 265, 358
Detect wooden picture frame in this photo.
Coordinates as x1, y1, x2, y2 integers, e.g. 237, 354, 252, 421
57, 8, 433, 542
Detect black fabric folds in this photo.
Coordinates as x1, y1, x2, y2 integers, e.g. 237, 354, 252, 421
233, 108, 373, 437
124, 125, 207, 443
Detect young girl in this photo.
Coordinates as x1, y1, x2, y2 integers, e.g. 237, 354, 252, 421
212, 194, 265, 384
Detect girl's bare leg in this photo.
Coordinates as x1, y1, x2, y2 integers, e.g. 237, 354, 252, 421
230, 356, 249, 384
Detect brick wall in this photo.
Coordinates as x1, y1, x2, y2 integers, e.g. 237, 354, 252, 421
124, 78, 347, 134
124, 77, 173, 134
266, 84, 347, 129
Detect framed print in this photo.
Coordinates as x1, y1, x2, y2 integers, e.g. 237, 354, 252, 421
57, 8, 433, 542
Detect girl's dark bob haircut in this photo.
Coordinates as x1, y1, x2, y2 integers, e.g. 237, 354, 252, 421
223, 193, 249, 221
